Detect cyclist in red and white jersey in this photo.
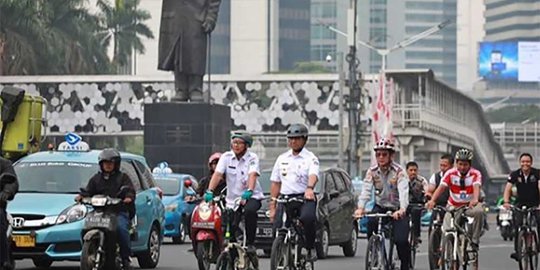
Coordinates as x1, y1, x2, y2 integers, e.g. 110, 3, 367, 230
426, 148, 485, 251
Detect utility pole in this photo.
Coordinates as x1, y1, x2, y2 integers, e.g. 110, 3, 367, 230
346, 0, 361, 177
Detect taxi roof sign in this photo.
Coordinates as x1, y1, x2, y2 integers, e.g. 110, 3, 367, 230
58, 132, 90, 152
153, 161, 173, 174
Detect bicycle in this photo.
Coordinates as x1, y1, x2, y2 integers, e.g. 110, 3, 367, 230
364, 211, 400, 270
439, 206, 479, 270
408, 203, 425, 270
215, 197, 259, 270
270, 195, 314, 270
511, 206, 539, 270
428, 206, 446, 270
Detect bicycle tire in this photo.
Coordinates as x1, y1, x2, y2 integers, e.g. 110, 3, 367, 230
270, 234, 290, 270
365, 235, 385, 270
409, 231, 417, 269
519, 230, 529, 270
429, 227, 443, 270
441, 234, 458, 270
215, 251, 234, 270
529, 231, 539, 270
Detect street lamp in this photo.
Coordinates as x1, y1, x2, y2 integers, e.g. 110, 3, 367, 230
326, 52, 346, 169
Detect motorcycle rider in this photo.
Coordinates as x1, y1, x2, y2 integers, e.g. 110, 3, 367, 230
197, 152, 226, 196
503, 153, 540, 261
269, 123, 319, 261
76, 149, 136, 270
0, 157, 18, 270
205, 131, 264, 253
355, 137, 411, 270
406, 161, 427, 245
426, 149, 485, 251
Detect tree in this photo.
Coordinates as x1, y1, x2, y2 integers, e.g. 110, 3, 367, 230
96, 0, 154, 70
485, 104, 540, 123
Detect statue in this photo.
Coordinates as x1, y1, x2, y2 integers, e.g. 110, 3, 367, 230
158, 0, 222, 102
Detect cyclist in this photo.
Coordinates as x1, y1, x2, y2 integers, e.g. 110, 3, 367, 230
406, 161, 427, 245
502, 153, 540, 261
426, 149, 484, 251
426, 154, 453, 208
205, 131, 265, 253
355, 137, 411, 270
269, 123, 319, 261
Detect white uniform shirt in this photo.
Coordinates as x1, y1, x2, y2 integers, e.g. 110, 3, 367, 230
215, 150, 264, 208
270, 148, 320, 195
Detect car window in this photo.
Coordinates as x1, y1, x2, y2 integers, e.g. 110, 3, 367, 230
14, 161, 98, 193
121, 161, 142, 192
324, 172, 337, 193
133, 160, 156, 189
154, 177, 180, 196
332, 172, 347, 192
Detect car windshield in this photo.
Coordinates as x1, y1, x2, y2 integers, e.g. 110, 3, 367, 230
15, 161, 98, 193
155, 178, 181, 196
258, 170, 321, 194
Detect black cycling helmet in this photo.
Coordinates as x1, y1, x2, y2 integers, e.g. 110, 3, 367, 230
231, 131, 253, 147
98, 148, 121, 171
455, 148, 473, 162
287, 123, 309, 138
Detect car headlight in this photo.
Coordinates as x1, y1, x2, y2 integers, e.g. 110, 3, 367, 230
57, 205, 88, 224
165, 203, 178, 212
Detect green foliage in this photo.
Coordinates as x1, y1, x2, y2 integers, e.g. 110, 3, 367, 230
0, 0, 153, 75
485, 104, 540, 123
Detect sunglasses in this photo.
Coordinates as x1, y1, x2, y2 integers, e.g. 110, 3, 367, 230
375, 152, 389, 157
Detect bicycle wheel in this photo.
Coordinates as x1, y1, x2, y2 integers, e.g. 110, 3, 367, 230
528, 231, 538, 270
429, 227, 443, 270
215, 251, 234, 270
519, 230, 530, 270
409, 231, 417, 269
270, 234, 290, 270
441, 234, 458, 270
365, 236, 385, 270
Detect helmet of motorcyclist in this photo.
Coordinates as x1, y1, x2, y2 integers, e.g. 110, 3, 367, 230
98, 148, 121, 172
231, 131, 253, 147
286, 123, 309, 139
455, 148, 473, 162
373, 137, 395, 152
208, 152, 222, 167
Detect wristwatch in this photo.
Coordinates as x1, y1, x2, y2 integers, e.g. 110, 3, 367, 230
307, 185, 314, 189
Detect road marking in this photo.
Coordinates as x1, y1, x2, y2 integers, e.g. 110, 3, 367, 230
416, 243, 513, 256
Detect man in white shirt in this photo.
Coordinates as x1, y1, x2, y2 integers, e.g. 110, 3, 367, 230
205, 131, 265, 253
269, 123, 319, 261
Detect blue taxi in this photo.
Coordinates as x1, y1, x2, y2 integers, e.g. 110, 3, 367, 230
7, 134, 165, 268
152, 163, 198, 244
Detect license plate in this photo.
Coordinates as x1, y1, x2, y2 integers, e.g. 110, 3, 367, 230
257, 227, 273, 237
500, 213, 510, 220
13, 235, 35, 247
86, 216, 112, 228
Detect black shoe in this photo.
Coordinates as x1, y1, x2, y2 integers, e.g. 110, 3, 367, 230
470, 242, 479, 252
171, 90, 188, 102
122, 259, 132, 270
307, 248, 317, 262
510, 252, 519, 261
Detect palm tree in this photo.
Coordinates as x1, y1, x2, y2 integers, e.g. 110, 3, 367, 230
96, 0, 154, 71
0, 0, 44, 75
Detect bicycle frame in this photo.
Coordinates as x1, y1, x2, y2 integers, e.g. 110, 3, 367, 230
365, 211, 397, 269
443, 206, 475, 267
275, 196, 310, 270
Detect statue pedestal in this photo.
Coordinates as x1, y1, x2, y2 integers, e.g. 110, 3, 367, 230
144, 102, 231, 178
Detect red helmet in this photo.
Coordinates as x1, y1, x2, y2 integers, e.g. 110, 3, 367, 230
208, 152, 222, 165
184, 179, 192, 187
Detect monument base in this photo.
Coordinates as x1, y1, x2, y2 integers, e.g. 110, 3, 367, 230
144, 102, 231, 179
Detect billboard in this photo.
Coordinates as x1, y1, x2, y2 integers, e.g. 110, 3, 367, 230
478, 41, 540, 82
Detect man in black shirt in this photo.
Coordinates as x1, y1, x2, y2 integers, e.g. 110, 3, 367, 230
503, 153, 540, 261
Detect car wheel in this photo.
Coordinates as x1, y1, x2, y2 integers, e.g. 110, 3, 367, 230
316, 226, 329, 259
342, 226, 358, 257
32, 258, 53, 268
137, 225, 161, 268
172, 222, 186, 244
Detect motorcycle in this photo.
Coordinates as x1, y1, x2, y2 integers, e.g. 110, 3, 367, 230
79, 186, 130, 270
1, 173, 16, 270
191, 189, 226, 270
498, 206, 513, 241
